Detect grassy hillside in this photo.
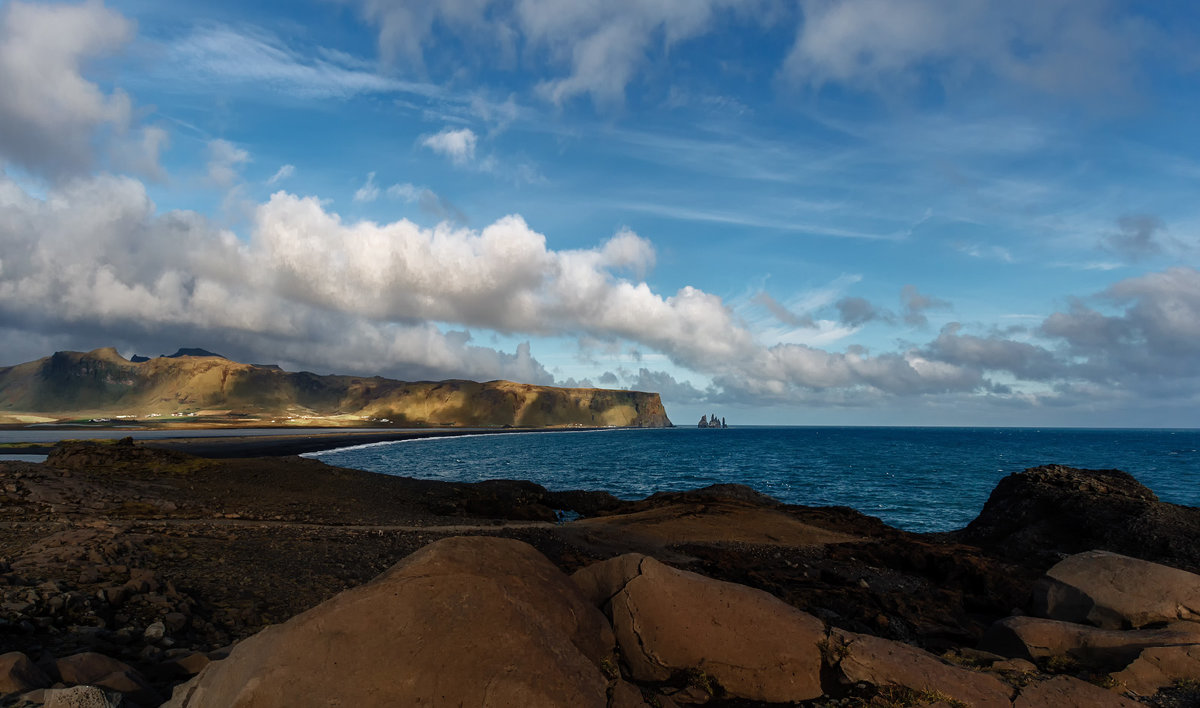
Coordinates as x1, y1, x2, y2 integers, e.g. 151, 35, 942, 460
0, 348, 672, 428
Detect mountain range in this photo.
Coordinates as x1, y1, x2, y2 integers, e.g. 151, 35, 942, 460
0, 348, 672, 428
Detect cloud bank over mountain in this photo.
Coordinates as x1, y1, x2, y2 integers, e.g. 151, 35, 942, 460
0, 0, 1196, 426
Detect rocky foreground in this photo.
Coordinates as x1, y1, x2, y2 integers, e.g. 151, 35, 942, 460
1, 442, 1199, 706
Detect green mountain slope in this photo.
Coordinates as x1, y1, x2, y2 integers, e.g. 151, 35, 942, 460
0, 348, 673, 428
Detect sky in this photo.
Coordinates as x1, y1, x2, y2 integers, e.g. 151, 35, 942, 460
0, 0, 1198, 427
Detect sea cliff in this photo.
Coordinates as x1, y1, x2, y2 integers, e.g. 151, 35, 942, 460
0, 348, 672, 428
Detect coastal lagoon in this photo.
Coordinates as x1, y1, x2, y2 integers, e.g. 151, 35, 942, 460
311, 426, 1200, 533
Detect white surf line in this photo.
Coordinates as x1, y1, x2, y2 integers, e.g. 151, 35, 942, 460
300, 426, 630, 458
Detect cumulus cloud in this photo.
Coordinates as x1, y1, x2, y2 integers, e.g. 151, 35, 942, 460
1042, 267, 1200, 380
1104, 214, 1165, 261
834, 296, 889, 327
2, 169, 1198, 413
0, 172, 741, 383
420, 127, 478, 164
924, 323, 1062, 381
628, 368, 708, 403
0, 172, 553, 382
900, 284, 949, 327
0, 0, 149, 179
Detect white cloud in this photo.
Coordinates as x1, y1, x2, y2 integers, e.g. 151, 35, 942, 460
166, 25, 440, 100
349, 0, 769, 106
207, 139, 249, 188
266, 164, 295, 186
783, 0, 1149, 98
420, 127, 478, 164
353, 171, 380, 203
0, 0, 142, 179
2, 170, 1198, 412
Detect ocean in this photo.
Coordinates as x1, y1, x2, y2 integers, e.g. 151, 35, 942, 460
309, 426, 1200, 533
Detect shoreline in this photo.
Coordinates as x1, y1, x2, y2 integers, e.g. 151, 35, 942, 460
0, 425, 615, 458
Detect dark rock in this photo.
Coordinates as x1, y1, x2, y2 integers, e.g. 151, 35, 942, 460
0, 651, 51, 694
957, 464, 1200, 573
456, 479, 559, 522
544, 489, 627, 516
636, 484, 780, 508
163, 613, 188, 633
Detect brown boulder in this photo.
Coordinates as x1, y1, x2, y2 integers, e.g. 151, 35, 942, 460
1111, 644, 1200, 697
1033, 550, 1200, 629
0, 651, 50, 694
828, 629, 1012, 708
582, 553, 825, 702
1013, 675, 1140, 707
571, 553, 647, 609
55, 653, 137, 686
55, 652, 158, 705
168, 536, 616, 707
980, 615, 1200, 670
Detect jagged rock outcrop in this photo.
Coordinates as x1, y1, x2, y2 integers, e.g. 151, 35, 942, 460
958, 464, 1200, 573
0, 347, 673, 428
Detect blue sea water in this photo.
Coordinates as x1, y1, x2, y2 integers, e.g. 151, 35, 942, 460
309, 427, 1200, 533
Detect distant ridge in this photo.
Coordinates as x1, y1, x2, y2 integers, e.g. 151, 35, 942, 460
162, 348, 226, 359
0, 348, 673, 428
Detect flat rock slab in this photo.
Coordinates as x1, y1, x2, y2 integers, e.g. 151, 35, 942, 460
980, 615, 1200, 670
571, 502, 861, 550
168, 536, 617, 707
829, 629, 1013, 708
1034, 550, 1200, 629
576, 553, 826, 703
1013, 675, 1140, 708
1111, 644, 1200, 697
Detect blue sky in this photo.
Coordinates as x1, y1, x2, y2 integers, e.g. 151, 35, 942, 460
0, 0, 1198, 427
